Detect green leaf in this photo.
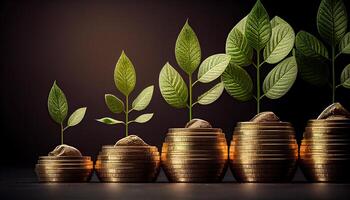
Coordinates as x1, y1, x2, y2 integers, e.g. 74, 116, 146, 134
263, 56, 298, 99
105, 94, 124, 114
317, 0, 348, 46
197, 82, 224, 105
341, 64, 350, 88
234, 16, 248, 35
295, 49, 329, 86
245, 0, 272, 51
339, 32, 350, 54
159, 63, 188, 108
114, 51, 136, 96
221, 63, 253, 101
295, 31, 329, 59
175, 20, 201, 75
133, 113, 154, 123
263, 23, 295, 64
226, 28, 253, 66
197, 54, 231, 83
132, 85, 154, 111
48, 81, 68, 124
67, 107, 87, 127
270, 16, 288, 28
96, 117, 124, 125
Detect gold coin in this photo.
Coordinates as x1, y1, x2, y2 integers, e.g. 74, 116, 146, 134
168, 128, 222, 133
38, 156, 92, 160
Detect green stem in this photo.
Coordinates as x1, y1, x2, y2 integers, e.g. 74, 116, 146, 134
256, 50, 261, 114
189, 75, 193, 121
331, 46, 335, 103
125, 95, 129, 137
60, 123, 64, 145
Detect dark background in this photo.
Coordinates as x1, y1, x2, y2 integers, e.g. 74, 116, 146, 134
1, 0, 349, 167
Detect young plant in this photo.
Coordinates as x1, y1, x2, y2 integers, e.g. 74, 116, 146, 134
221, 0, 297, 114
159, 20, 231, 121
295, 0, 349, 103
97, 51, 154, 138
48, 81, 87, 145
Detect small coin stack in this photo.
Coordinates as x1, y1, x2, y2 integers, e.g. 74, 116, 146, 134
300, 119, 350, 182
230, 122, 298, 182
35, 156, 93, 182
161, 128, 228, 182
95, 145, 160, 182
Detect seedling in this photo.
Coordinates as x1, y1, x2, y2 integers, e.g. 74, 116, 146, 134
221, 0, 298, 114
159, 20, 231, 121
295, 0, 350, 103
97, 51, 154, 138
48, 81, 87, 145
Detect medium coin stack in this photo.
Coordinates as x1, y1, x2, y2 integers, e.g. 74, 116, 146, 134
35, 156, 93, 182
230, 122, 298, 182
161, 128, 228, 182
95, 145, 160, 182
300, 119, 350, 182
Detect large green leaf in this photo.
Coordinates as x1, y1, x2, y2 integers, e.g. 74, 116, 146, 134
263, 23, 295, 64
270, 16, 288, 28
132, 85, 154, 111
175, 20, 201, 75
226, 28, 253, 66
96, 117, 124, 125
48, 81, 68, 124
159, 63, 188, 108
197, 54, 231, 83
295, 49, 329, 86
68, 107, 87, 127
233, 16, 248, 35
341, 64, 350, 88
105, 94, 124, 114
245, 0, 272, 51
221, 63, 253, 101
317, 0, 348, 46
133, 113, 154, 123
197, 82, 224, 105
263, 56, 298, 99
114, 51, 136, 96
295, 31, 329, 59
339, 32, 350, 54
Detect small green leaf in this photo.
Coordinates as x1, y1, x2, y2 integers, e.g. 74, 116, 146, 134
159, 63, 188, 108
339, 32, 350, 54
197, 54, 231, 83
221, 63, 253, 101
263, 23, 295, 64
226, 28, 253, 66
114, 51, 136, 96
270, 16, 288, 28
263, 56, 298, 99
105, 94, 124, 113
48, 81, 68, 124
96, 117, 124, 125
341, 64, 350, 88
295, 31, 329, 59
132, 85, 154, 111
317, 0, 348, 46
245, 0, 272, 51
233, 16, 248, 35
197, 82, 224, 105
175, 20, 201, 75
68, 107, 87, 127
133, 113, 154, 123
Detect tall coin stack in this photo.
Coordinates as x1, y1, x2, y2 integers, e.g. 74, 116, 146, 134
300, 119, 350, 182
230, 122, 298, 182
35, 156, 93, 182
161, 128, 228, 182
95, 145, 160, 182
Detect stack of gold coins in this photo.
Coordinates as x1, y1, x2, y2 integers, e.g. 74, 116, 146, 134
95, 145, 160, 182
161, 128, 228, 182
300, 119, 350, 182
230, 122, 298, 182
35, 156, 93, 182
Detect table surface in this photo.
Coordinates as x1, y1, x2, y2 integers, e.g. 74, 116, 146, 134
1, 167, 350, 200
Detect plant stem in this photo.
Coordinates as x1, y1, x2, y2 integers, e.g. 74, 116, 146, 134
331, 45, 335, 103
189, 75, 193, 121
125, 95, 129, 137
60, 123, 64, 145
256, 50, 261, 114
